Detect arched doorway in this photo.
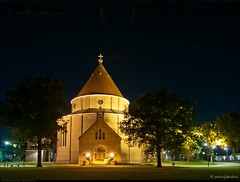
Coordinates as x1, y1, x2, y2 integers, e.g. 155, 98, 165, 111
93, 145, 108, 164
95, 147, 105, 160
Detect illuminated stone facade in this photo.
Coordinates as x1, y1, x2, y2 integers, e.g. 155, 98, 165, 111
56, 55, 144, 165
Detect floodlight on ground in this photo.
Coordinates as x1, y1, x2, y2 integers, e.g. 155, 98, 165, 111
224, 147, 228, 161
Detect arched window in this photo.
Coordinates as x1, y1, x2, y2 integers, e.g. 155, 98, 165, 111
97, 147, 105, 152
95, 129, 106, 140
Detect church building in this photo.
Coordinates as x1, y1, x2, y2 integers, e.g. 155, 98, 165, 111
56, 54, 145, 165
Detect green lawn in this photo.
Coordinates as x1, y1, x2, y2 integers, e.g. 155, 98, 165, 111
148, 160, 239, 166
0, 162, 239, 180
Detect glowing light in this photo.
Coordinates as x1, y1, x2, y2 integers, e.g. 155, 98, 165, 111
216, 139, 224, 146
86, 153, 90, 158
110, 153, 114, 158
4, 141, 11, 145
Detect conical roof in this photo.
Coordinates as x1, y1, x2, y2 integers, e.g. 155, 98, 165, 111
77, 54, 123, 97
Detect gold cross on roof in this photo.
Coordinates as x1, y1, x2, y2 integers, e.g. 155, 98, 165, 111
98, 54, 103, 64
98, 54, 103, 59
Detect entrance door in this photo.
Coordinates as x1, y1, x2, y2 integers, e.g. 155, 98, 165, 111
95, 152, 105, 160
95, 147, 105, 161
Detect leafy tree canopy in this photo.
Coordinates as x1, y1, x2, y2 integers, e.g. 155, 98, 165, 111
0, 76, 68, 166
215, 109, 240, 160
120, 88, 196, 167
181, 126, 203, 161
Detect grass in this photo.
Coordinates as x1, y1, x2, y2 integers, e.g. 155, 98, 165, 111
0, 162, 239, 180
141, 160, 214, 166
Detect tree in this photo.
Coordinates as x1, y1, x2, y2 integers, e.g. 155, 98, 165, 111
120, 88, 196, 167
1, 131, 28, 162
215, 109, 240, 161
200, 121, 227, 163
0, 76, 67, 167
0, 148, 3, 161
181, 127, 203, 161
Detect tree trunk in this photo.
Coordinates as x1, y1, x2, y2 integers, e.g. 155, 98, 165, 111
36, 136, 43, 167
156, 148, 162, 167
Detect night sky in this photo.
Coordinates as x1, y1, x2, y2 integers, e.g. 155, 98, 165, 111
0, 1, 240, 136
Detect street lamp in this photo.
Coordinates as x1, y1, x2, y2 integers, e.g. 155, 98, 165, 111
204, 143, 209, 167
224, 147, 228, 162
4, 141, 11, 146
212, 146, 216, 164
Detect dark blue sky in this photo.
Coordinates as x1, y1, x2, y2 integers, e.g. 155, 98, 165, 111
0, 1, 240, 134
